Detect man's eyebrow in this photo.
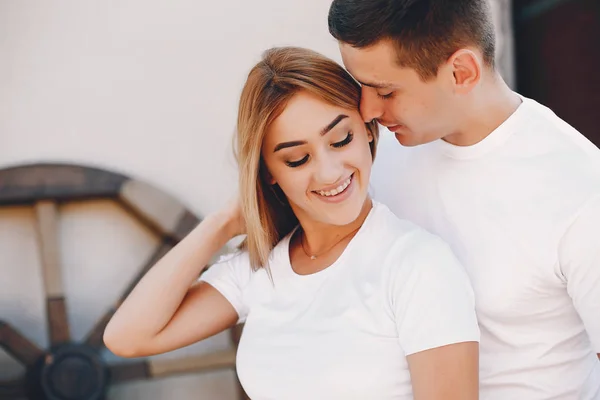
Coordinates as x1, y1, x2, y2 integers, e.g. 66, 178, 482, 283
356, 79, 393, 89
320, 114, 348, 136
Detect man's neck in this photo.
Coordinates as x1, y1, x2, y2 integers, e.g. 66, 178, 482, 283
443, 74, 522, 147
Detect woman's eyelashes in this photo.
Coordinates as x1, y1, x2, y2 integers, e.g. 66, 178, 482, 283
331, 131, 353, 148
284, 132, 354, 168
285, 155, 309, 168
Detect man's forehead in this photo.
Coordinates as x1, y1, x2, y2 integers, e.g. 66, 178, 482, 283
340, 40, 397, 65
339, 43, 400, 88
344, 65, 398, 90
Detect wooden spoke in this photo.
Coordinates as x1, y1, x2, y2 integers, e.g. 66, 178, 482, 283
229, 324, 250, 399
108, 360, 150, 384
0, 321, 44, 367
118, 181, 199, 242
0, 377, 27, 399
149, 349, 236, 378
84, 242, 173, 349
83, 311, 115, 352
230, 324, 244, 347
34, 201, 70, 346
109, 349, 236, 385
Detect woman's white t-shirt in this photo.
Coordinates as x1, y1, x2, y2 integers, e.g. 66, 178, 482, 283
200, 201, 479, 400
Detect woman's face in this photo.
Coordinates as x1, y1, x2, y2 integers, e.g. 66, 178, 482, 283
262, 91, 374, 228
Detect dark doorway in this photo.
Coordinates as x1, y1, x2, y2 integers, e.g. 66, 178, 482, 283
513, 0, 600, 145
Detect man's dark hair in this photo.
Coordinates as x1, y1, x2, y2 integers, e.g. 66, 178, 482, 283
328, 0, 496, 80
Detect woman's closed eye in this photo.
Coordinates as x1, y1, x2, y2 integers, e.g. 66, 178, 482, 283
284, 132, 353, 168
332, 132, 353, 148
285, 154, 309, 168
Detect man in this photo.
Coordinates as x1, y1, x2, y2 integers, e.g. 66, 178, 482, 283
328, 0, 600, 399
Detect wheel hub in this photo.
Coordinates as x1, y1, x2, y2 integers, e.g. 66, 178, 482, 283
40, 344, 107, 400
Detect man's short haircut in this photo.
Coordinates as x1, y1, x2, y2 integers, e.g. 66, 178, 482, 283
328, 0, 496, 80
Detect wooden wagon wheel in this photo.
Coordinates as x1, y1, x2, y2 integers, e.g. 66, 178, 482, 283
0, 163, 247, 400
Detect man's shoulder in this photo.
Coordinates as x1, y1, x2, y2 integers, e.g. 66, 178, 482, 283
367, 202, 464, 280
519, 96, 600, 158
367, 201, 442, 249
370, 131, 430, 196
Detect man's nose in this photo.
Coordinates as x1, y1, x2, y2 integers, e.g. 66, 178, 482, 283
360, 88, 384, 123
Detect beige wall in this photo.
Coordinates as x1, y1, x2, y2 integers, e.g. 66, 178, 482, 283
0, 1, 513, 398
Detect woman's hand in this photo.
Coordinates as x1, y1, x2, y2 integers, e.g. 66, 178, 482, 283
216, 197, 246, 238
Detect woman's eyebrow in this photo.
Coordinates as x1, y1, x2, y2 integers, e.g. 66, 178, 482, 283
273, 114, 349, 153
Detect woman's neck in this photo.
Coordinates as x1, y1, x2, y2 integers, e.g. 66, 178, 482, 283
298, 197, 373, 255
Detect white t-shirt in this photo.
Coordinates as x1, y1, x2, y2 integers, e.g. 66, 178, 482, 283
200, 202, 479, 400
371, 94, 600, 400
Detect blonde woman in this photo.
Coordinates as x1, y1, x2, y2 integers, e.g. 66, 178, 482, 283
104, 47, 480, 399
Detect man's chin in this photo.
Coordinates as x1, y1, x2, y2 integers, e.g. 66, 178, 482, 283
394, 132, 419, 147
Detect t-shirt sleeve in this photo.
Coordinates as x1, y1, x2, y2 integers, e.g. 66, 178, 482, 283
559, 196, 600, 352
389, 233, 480, 356
199, 250, 252, 324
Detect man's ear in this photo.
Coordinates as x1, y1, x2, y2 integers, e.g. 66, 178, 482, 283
448, 48, 482, 94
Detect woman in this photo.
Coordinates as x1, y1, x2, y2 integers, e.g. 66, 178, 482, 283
104, 47, 480, 399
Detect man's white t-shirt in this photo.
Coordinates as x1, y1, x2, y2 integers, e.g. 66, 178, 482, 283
371, 95, 600, 399
200, 202, 479, 400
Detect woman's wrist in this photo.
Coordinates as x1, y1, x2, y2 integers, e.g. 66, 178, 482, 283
203, 208, 242, 242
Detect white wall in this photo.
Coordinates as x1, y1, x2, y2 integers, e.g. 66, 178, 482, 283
0, 1, 514, 399
0, 1, 341, 398
0, 0, 343, 217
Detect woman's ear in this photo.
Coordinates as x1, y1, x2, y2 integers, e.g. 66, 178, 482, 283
260, 162, 276, 185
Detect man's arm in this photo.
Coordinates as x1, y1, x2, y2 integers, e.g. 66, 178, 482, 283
559, 196, 600, 356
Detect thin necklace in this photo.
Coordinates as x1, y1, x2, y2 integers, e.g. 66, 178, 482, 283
299, 227, 360, 260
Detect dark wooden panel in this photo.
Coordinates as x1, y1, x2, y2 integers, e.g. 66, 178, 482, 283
515, 0, 600, 145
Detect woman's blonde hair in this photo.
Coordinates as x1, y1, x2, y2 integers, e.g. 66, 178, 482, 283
235, 46, 379, 270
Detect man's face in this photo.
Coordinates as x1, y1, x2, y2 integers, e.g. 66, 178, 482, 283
339, 40, 459, 147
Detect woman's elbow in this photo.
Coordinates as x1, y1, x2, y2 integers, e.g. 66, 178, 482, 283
103, 323, 145, 358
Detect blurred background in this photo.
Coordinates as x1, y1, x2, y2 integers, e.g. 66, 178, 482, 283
0, 0, 598, 399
